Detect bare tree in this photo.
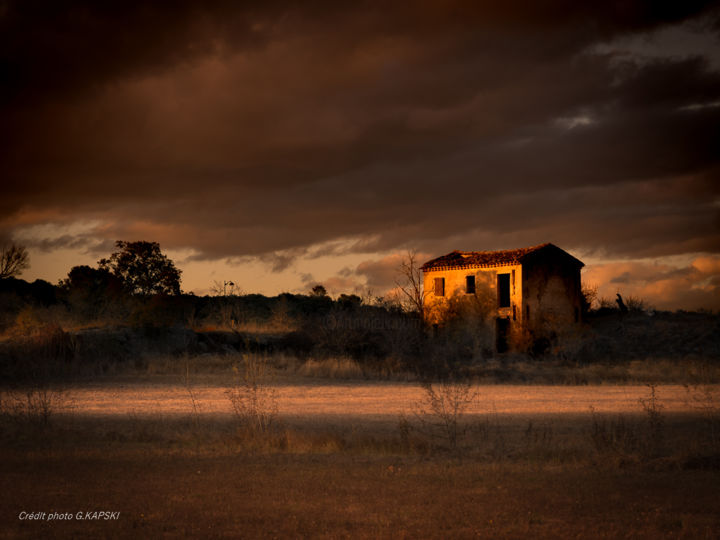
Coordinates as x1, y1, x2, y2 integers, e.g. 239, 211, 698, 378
395, 250, 428, 321
0, 242, 30, 279
210, 280, 242, 297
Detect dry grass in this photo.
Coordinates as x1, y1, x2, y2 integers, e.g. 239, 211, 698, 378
461, 357, 720, 384
297, 358, 366, 380
2, 375, 720, 538
1, 452, 718, 538
54, 378, 707, 418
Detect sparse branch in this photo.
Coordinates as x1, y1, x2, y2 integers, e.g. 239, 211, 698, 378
211, 279, 242, 297
0, 242, 30, 279
395, 250, 428, 321
412, 380, 478, 450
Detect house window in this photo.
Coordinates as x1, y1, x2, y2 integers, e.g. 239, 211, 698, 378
434, 277, 445, 296
497, 274, 510, 307
466, 275, 475, 294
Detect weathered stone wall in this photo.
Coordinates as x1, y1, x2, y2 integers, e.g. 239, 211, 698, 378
522, 259, 582, 340
422, 264, 524, 328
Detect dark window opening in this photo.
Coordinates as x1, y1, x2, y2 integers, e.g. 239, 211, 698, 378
496, 317, 510, 353
497, 274, 510, 307
466, 275, 475, 294
434, 277, 445, 297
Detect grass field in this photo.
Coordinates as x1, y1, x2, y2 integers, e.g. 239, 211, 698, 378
1, 372, 719, 538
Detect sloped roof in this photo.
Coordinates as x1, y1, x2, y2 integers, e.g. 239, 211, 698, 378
421, 243, 584, 271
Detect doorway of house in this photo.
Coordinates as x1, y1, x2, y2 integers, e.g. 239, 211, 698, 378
496, 317, 510, 353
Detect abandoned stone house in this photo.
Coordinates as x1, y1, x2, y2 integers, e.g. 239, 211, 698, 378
421, 243, 584, 352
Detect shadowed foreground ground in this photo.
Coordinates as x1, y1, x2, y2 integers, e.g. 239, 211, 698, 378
2, 454, 719, 539
1, 379, 719, 538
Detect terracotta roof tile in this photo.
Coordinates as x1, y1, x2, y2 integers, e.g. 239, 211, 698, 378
421, 243, 583, 270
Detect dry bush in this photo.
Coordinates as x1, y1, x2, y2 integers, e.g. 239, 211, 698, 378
225, 354, 279, 438
638, 384, 665, 457
581, 284, 598, 311
182, 355, 201, 434
588, 385, 667, 461
0, 320, 75, 434
0, 384, 72, 435
9, 305, 75, 336
411, 379, 479, 451
0, 322, 77, 382
267, 299, 296, 333
625, 295, 650, 312
597, 296, 617, 310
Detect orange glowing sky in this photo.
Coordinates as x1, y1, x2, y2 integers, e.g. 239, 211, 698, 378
2, 2, 719, 310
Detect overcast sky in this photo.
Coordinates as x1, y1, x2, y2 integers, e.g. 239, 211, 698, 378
2, 1, 719, 309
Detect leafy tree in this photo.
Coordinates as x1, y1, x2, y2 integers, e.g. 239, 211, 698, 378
99, 241, 182, 295
337, 293, 362, 309
61, 265, 123, 293
0, 242, 30, 279
310, 284, 327, 297
61, 265, 125, 318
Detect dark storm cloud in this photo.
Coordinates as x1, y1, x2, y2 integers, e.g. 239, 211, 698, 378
2, 1, 712, 103
0, 0, 281, 104
2, 1, 719, 263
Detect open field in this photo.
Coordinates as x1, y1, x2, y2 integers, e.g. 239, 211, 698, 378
2, 454, 719, 539
63, 378, 704, 418
1, 375, 720, 538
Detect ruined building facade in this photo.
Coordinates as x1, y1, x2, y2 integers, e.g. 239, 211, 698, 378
421, 243, 584, 352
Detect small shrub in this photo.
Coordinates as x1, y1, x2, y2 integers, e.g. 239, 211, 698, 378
639, 384, 664, 457
626, 295, 651, 312
412, 379, 478, 451
225, 354, 279, 437
588, 385, 667, 462
0, 385, 70, 430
